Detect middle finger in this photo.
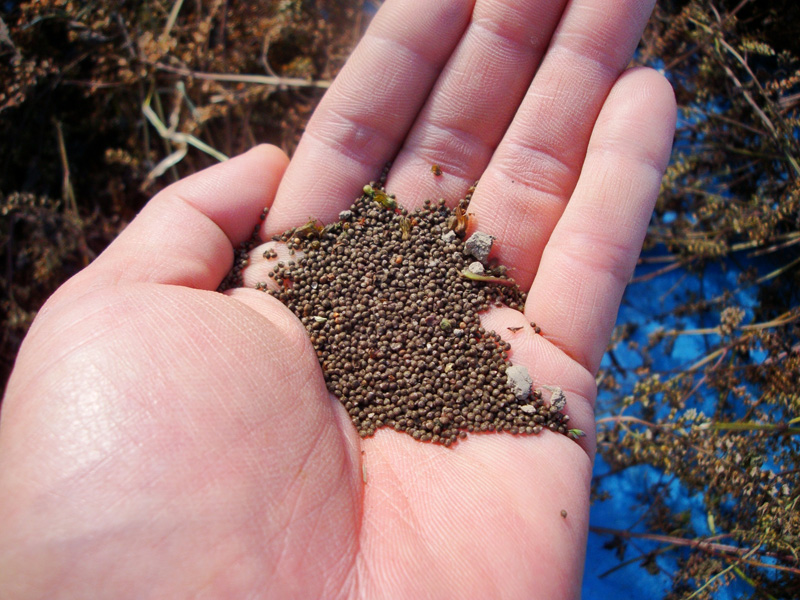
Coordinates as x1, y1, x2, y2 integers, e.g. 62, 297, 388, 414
465, 0, 657, 290
385, 0, 569, 206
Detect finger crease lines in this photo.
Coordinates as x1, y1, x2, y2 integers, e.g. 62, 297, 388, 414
556, 231, 633, 289
550, 41, 621, 85
469, 18, 545, 59
306, 109, 400, 169
494, 140, 577, 198
360, 32, 441, 84
588, 145, 667, 179
416, 118, 496, 165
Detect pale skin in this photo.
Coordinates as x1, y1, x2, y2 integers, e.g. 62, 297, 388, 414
0, 0, 675, 598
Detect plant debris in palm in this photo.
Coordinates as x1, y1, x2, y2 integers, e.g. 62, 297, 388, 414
263, 183, 571, 446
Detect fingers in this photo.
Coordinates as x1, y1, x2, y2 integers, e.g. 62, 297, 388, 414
384, 0, 568, 206
466, 0, 657, 290
266, 0, 475, 234
83, 145, 288, 290
526, 67, 677, 374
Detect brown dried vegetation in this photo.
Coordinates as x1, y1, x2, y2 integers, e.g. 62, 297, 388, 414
595, 1, 800, 597
0, 1, 798, 597
1, 0, 367, 382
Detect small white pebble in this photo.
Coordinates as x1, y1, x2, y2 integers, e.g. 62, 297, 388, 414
464, 232, 495, 261
541, 385, 567, 411
507, 365, 533, 401
467, 261, 485, 275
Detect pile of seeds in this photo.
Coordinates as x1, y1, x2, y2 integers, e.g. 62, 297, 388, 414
260, 184, 571, 446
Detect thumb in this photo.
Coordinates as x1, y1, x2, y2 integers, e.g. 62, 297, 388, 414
79, 144, 289, 292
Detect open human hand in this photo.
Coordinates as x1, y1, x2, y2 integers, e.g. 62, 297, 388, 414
0, 0, 675, 598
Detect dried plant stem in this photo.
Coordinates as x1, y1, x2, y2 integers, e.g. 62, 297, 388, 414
598, 414, 800, 436
154, 62, 332, 90
699, 421, 800, 435
747, 232, 800, 256
686, 546, 763, 599
53, 118, 77, 215
161, 0, 185, 42
660, 309, 800, 338
590, 527, 800, 576
141, 83, 228, 186
597, 544, 676, 579
731, 566, 780, 600
756, 255, 800, 284
631, 259, 685, 283
714, 37, 800, 178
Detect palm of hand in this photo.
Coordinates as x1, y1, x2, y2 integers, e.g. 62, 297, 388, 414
0, 1, 675, 598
